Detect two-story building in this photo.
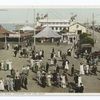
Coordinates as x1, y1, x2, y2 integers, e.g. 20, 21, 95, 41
38, 19, 70, 32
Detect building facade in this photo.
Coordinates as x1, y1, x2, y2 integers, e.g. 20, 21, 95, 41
69, 22, 87, 34
38, 19, 69, 32
62, 32, 78, 44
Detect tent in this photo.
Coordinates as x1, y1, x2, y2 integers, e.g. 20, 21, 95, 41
34, 26, 61, 38
20, 26, 34, 31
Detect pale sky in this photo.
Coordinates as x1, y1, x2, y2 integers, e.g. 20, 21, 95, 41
0, 8, 100, 24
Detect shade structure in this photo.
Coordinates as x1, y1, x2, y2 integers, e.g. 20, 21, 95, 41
34, 26, 61, 38
20, 26, 34, 31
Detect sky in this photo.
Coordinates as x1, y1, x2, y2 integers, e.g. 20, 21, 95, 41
0, 8, 100, 25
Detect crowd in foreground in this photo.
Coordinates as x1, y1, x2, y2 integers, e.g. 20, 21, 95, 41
0, 43, 99, 93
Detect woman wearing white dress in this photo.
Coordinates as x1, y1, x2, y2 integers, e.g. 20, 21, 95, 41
85, 64, 89, 75
47, 72, 52, 86
78, 75, 82, 87
60, 74, 66, 88
65, 61, 69, 71
80, 63, 85, 75
58, 50, 60, 58
50, 59, 54, 65
0, 78, 4, 91
0, 60, 4, 70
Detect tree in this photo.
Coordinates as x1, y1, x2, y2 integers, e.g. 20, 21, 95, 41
79, 33, 94, 46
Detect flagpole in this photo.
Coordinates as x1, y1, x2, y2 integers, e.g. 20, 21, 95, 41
33, 9, 36, 50
47, 13, 48, 26
5, 33, 7, 49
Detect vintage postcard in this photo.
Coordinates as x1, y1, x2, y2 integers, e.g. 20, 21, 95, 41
0, 6, 99, 95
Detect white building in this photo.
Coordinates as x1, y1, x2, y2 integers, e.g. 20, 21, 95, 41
62, 32, 78, 44
69, 22, 87, 34
38, 19, 70, 32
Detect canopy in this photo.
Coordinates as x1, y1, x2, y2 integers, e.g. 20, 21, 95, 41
20, 26, 34, 31
34, 26, 61, 38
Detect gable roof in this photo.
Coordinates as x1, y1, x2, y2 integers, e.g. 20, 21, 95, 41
69, 22, 86, 28
34, 26, 61, 38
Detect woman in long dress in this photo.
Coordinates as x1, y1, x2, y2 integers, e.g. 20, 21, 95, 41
65, 61, 69, 71
47, 72, 52, 87
50, 59, 54, 65
37, 70, 41, 85
60, 74, 66, 88
0, 78, 4, 91
78, 75, 82, 87
58, 50, 61, 58
85, 64, 89, 75
80, 63, 85, 75
0, 60, 4, 70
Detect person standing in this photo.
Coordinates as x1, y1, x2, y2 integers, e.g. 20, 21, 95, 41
23, 75, 28, 90
85, 64, 89, 75
37, 70, 41, 85
60, 73, 66, 88
15, 70, 20, 78
79, 83, 84, 93
9, 78, 14, 91
65, 60, 69, 71
54, 58, 57, 66
14, 50, 17, 57
45, 62, 49, 73
74, 73, 78, 84
78, 75, 82, 87
4, 76, 10, 91
52, 70, 57, 86
56, 73, 61, 87
42, 50, 44, 59
41, 73, 46, 88
11, 68, 15, 78
79, 63, 85, 75
14, 77, 19, 91
71, 64, 75, 76
0, 78, 4, 91
56, 65, 60, 73
47, 72, 52, 87
58, 50, 61, 58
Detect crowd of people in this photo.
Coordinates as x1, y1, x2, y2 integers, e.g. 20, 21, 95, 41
0, 42, 99, 93
0, 68, 28, 92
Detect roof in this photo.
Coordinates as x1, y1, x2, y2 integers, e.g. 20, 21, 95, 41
69, 22, 86, 28
39, 19, 69, 23
0, 25, 15, 38
20, 26, 34, 31
34, 26, 61, 38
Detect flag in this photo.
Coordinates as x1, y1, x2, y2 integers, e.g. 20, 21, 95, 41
70, 14, 77, 22
43, 14, 48, 18
36, 13, 40, 21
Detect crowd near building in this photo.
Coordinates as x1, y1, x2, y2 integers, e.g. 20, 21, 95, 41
0, 13, 98, 93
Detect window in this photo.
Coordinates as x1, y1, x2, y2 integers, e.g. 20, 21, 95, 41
60, 27, 62, 30
56, 27, 58, 30
76, 25, 79, 28
52, 27, 54, 30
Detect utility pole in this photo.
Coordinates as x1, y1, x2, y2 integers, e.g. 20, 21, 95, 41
92, 13, 95, 41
